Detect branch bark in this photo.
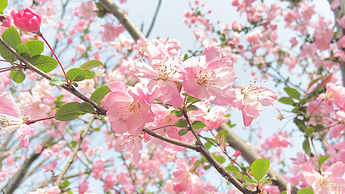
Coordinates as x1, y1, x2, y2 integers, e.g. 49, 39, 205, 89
3, 136, 54, 194
217, 123, 298, 194
99, 0, 143, 41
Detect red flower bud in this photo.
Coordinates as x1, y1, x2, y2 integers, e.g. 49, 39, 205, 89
11, 8, 41, 33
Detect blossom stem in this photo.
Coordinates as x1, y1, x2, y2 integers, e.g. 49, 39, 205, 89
26, 116, 55, 125
37, 32, 70, 85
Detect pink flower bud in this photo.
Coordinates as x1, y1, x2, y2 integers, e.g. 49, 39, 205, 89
233, 150, 241, 156
11, 8, 41, 33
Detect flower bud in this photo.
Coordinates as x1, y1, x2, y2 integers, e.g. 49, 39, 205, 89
11, 7, 41, 33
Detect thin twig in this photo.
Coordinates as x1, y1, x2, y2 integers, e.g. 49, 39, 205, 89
54, 116, 95, 187
145, 0, 162, 38
0, 37, 107, 115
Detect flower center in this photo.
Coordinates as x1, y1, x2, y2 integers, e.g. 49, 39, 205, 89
194, 69, 217, 87
154, 60, 177, 81
118, 102, 141, 121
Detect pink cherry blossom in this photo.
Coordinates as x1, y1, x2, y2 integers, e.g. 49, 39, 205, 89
42, 161, 57, 172
235, 82, 277, 126
101, 82, 154, 136
103, 174, 116, 192
181, 46, 236, 106
302, 162, 345, 194
80, 1, 97, 20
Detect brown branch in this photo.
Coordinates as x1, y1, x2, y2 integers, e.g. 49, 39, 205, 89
0, 37, 107, 115
145, 0, 162, 38
3, 136, 54, 193
181, 111, 256, 194
217, 123, 298, 194
55, 116, 94, 187
98, 0, 143, 41
142, 128, 199, 150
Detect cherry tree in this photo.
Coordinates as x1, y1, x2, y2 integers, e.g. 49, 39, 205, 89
0, 0, 344, 193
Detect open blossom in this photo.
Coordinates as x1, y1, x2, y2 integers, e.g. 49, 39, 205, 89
42, 161, 57, 172
0, 92, 32, 146
235, 82, 277, 126
302, 162, 345, 194
181, 46, 236, 106
101, 82, 154, 136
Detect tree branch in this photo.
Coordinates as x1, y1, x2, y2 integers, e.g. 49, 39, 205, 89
217, 123, 298, 194
55, 116, 95, 187
145, 0, 162, 38
3, 136, 54, 193
0, 37, 107, 115
99, 0, 143, 41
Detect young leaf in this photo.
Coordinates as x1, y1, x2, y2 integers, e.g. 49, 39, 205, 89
191, 120, 206, 129
212, 153, 226, 164
79, 102, 94, 113
0, 0, 8, 12
0, 26, 21, 63
90, 86, 110, 105
66, 68, 86, 82
318, 155, 330, 167
10, 70, 25, 83
284, 87, 301, 100
217, 129, 228, 138
28, 55, 58, 73
25, 40, 44, 57
186, 104, 198, 111
278, 97, 295, 105
175, 119, 188, 128
80, 60, 103, 70
61, 180, 70, 188
16, 43, 30, 56
204, 142, 212, 150
85, 69, 94, 79
49, 77, 64, 86
303, 138, 311, 155
55, 102, 83, 121
178, 128, 188, 136
297, 188, 314, 194
225, 166, 240, 173
251, 158, 270, 181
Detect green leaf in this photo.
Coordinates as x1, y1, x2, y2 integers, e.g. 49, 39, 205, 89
303, 138, 311, 155
55, 102, 83, 121
281, 191, 288, 194
318, 155, 330, 167
61, 180, 70, 188
0, 0, 8, 12
243, 175, 255, 183
49, 77, 64, 86
175, 119, 188, 128
178, 128, 188, 136
0, 26, 21, 63
314, 124, 325, 132
28, 55, 58, 73
186, 95, 200, 104
16, 43, 29, 56
175, 111, 183, 117
191, 120, 206, 129
10, 70, 25, 83
297, 188, 314, 194
80, 60, 103, 70
25, 40, 44, 57
217, 129, 228, 138
206, 137, 216, 144
204, 142, 212, 150
278, 97, 295, 105
304, 127, 314, 137
71, 140, 77, 148
284, 87, 301, 100
186, 104, 198, 111
67, 68, 86, 82
79, 102, 94, 113
212, 153, 226, 164
90, 86, 110, 106
225, 165, 240, 173
251, 158, 270, 181
84, 69, 94, 79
